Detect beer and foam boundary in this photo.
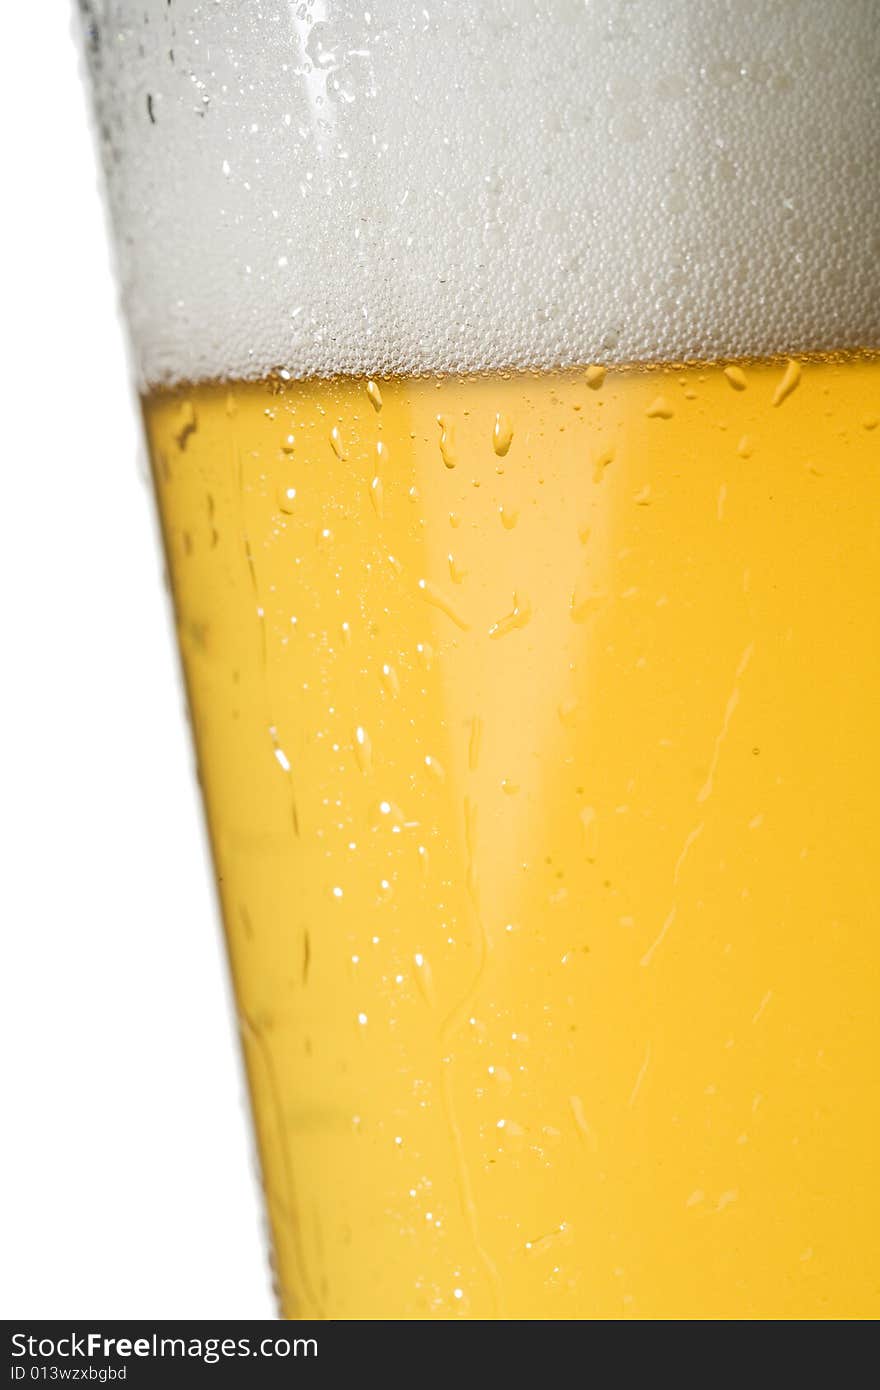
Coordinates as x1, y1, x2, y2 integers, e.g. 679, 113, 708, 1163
83, 0, 879, 386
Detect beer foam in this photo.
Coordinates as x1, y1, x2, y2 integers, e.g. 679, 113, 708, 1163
81, 0, 880, 385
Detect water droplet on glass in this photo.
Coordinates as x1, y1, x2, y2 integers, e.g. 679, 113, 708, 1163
370, 798, 406, 829
493, 412, 514, 457
436, 415, 457, 468
724, 365, 748, 391
329, 426, 348, 460
381, 663, 401, 698
570, 580, 606, 623
448, 553, 468, 584
489, 591, 532, 639
417, 578, 470, 630
353, 725, 372, 774
413, 952, 435, 1007
369, 475, 384, 517
717, 482, 728, 520
737, 434, 755, 458
174, 400, 197, 449
592, 445, 614, 483
424, 754, 446, 782
771, 359, 801, 407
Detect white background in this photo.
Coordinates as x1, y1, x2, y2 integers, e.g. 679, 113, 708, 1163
0, 9, 274, 1317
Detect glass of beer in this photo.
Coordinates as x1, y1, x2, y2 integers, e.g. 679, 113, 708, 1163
79, 1, 879, 1319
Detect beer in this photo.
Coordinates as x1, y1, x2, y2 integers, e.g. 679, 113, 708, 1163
82, 0, 880, 1318
144, 355, 880, 1318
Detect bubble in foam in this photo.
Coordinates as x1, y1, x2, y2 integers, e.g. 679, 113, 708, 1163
81, 0, 880, 386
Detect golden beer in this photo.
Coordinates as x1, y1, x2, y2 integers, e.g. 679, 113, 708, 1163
82, 0, 880, 1319
144, 356, 880, 1318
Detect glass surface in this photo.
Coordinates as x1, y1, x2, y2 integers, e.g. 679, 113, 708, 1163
80, 1, 880, 1318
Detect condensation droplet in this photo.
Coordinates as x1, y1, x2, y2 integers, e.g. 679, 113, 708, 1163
381, 663, 401, 698
737, 434, 755, 458
646, 396, 674, 420
493, 412, 514, 457
448, 553, 468, 584
436, 415, 457, 468
585, 365, 606, 390
174, 399, 197, 449
499, 504, 519, 530
329, 425, 348, 459
717, 482, 728, 520
524, 1222, 573, 1256
488, 591, 532, 639
353, 725, 372, 774
366, 379, 383, 412
570, 580, 606, 623
413, 952, 435, 1007
592, 444, 614, 483
370, 475, 384, 517
418, 578, 470, 630
771, 359, 801, 407
724, 365, 748, 391
371, 798, 406, 829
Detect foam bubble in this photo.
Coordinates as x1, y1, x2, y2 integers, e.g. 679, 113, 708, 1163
81, 0, 880, 385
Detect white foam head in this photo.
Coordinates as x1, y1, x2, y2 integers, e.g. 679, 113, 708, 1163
81, 0, 880, 385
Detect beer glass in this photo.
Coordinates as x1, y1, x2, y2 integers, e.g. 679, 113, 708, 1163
79, 1, 880, 1319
